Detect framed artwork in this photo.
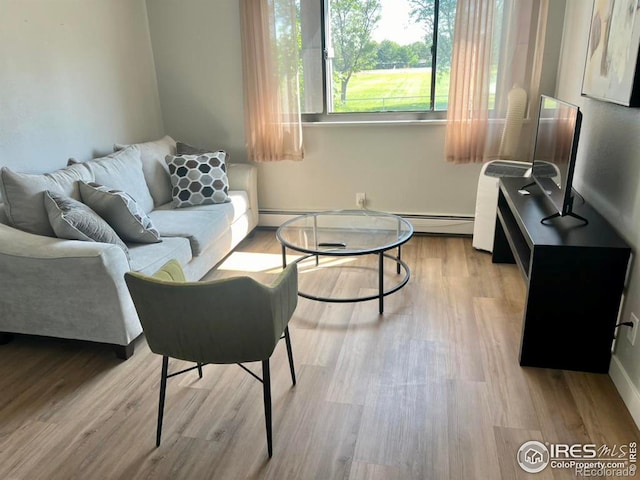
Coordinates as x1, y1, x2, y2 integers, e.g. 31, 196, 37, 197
582, 0, 640, 107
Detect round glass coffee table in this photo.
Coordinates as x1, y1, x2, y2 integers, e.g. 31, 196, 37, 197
276, 210, 414, 313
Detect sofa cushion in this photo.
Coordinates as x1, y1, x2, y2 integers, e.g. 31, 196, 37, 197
166, 152, 230, 208
154, 191, 249, 225
128, 236, 192, 276
83, 145, 155, 214
43, 190, 129, 257
114, 135, 176, 207
0, 204, 8, 226
148, 208, 230, 256
79, 181, 161, 244
0, 163, 94, 236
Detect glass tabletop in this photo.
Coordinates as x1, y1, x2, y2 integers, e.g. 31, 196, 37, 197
276, 210, 414, 255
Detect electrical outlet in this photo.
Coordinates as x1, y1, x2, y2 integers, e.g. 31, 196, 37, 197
628, 313, 639, 345
356, 192, 366, 208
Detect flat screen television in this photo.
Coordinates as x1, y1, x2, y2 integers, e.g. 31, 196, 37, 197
529, 95, 586, 224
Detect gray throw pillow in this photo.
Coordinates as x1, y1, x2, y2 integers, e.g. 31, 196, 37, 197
176, 142, 231, 163
0, 163, 94, 237
114, 135, 176, 207
43, 190, 129, 258
79, 181, 161, 244
83, 145, 155, 214
176, 141, 209, 155
165, 153, 230, 208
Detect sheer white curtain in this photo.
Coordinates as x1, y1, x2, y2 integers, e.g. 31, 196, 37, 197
240, 0, 304, 162
445, 0, 549, 164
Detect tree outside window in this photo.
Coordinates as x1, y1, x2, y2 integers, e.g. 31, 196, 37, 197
298, 0, 458, 117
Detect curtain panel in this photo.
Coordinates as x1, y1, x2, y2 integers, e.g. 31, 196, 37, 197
445, 0, 549, 164
240, 0, 304, 162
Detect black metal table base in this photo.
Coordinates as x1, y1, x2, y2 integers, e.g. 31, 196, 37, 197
282, 247, 410, 314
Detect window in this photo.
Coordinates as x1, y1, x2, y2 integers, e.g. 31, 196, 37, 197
297, 0, 522, 122
298, 0, 460, 121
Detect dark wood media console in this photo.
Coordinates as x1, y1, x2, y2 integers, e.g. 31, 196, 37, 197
493, 178, 631, 373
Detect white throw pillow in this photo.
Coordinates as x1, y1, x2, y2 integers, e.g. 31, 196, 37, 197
79, 181, 161, 244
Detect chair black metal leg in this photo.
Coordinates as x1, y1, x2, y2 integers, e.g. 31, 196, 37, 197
262, 359, 273, 458
284, 327, 296, 386
197, 363, 203, 379
157, 356, 169, 447
281, 244, 287, 269
378, 252, 384, 314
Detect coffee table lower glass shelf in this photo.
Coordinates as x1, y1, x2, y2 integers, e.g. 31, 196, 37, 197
276, 210, 414, 314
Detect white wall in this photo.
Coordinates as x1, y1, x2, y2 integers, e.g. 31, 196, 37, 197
0, 0, 566, 218
556, 0, 640, 425
259, 123, 479, 216
146, 0, 565, 224
0, 0, 164, 175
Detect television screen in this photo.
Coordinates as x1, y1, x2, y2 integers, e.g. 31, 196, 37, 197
531, 95, 582, 217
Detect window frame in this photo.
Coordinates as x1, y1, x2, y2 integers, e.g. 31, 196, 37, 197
300, 0, 449, 123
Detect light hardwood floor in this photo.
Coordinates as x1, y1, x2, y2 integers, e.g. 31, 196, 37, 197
0, 230, 637, 479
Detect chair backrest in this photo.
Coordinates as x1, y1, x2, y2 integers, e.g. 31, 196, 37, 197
125, 262, 287, 364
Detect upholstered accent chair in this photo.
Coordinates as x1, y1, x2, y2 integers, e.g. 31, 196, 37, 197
124, 259, 298, 457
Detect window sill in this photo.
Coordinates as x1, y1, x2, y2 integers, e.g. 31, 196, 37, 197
302, 117, 533, 128
302, 119, 447, 127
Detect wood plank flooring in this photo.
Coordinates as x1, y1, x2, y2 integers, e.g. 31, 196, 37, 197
0, 230, 638, 479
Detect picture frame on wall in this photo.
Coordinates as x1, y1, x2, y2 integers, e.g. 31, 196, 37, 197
582, 0, 640, 107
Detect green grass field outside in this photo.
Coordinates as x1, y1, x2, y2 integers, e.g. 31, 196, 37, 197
332, 67, 451, 113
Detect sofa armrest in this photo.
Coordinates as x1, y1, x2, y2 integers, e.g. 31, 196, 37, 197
0, 221, 130, 261
0, 222, 141, 345
227, 163, 258, 230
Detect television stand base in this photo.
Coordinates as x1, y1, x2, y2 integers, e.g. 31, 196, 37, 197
493, 178, 630, 373
519, 181, 536, 191
540, 210, 589, 226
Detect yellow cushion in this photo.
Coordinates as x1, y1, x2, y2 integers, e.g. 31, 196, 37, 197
152, 259, 186, 283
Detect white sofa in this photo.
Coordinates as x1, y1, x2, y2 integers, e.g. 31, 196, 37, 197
0, 137, 258, 359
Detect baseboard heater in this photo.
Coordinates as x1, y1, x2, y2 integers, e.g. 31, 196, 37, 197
258, 210, 474, 236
